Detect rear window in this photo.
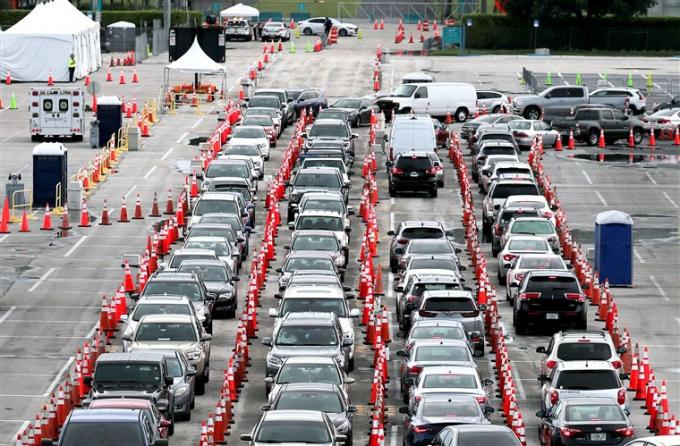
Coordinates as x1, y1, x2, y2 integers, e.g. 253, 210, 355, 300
421, 399, 480, 417
556, 342, 612, 361
401, 227, 444, 239
497, 167, 531, 176
555, 370, 619, 390
518, 256, 564, 269
294, 172, 341, 188
61, 422, 144, 444
309, 124, 349, 138
248, 96, 280, 108
508, 238, 549, 251
135, 322, 197, 342
481, 135, 515, 145
413, 283, 459, 296
510, 220, 554, 235
457, 431, 519, 446
410, 258, 457, 270
193, 199, 238, 217
491, 184, 540, 199
395, 156, 433, 169
526, 276, 580, 293
144, 281, 202, 301
206, 163, 249, 178
415, 346, 469, 362
423, 374, 478, 389
500, 210, 540, 224
410, 326, 466, 341
566, 405, 625, 422
286, 257, 334, 271
408, 241, 453, 254
423, 297, 475, 312
132, 303, 192, 321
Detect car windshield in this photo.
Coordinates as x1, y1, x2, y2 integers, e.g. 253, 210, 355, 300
286, 257, 334, 271
256, 420, 330, 443
556, 342, 612, 361
309, 124, 349, 138
169, 254, 215, 269
526, 275, 580, 293
227, 145, 261, 156
132, 303, 192, 322
491, 184, 539, 199
144, 282, 202, 302
277, 364, 342, 385
281, 298, 347, 318
409, 241, 453, 254
556, 370, 620, 390
206, 163, 249, 178
392, 84, 417, 97
135, 322, 197, 342
292, 235, 339, 251
518, 257, 564, 269
511, 220, 554, 235
243, 117, 273, 127
248, 97, 280, 108
410, 258, 457, 270
401, 227, 444, 239
565, 404, 625, 422
298, 216, 344, 231
423, 297, 475, 312
457, 431, 519, 446
184, 240, 231, 257
303, 199, 344, 214
193, 199, 238, 216
233, 127, 266, 138
423, 374, 478, 389
334, 99, 361, 108
294, 172, 341, 188
276, 391, 343, 412
421, 400, 480, 417
166, 357, 183, 377
415, 346, 469, 362
61, 422, 144, 445
276, 326, 338, 346
179, 265, 228, 282
410, 326, 466, 341
94, 363, 161, 385
508, 238, 550, 251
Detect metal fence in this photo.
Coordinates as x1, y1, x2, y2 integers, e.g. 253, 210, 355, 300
135, 32, 148, 62
336, 1, 482, 21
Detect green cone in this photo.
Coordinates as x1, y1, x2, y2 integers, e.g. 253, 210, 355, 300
575, 73, 582, 86
627, 73, 633, 87
289, 40, 296, 53
545, 72, 553, 86
9, 93, 17, 110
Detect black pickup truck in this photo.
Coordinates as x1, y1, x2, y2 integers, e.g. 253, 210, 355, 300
551, 107, 645, 146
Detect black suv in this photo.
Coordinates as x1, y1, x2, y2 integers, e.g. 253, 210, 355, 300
287, 167, 347, 222
513, 270, 587, 334
388, 152, 438, 198
84, 351, 177, 431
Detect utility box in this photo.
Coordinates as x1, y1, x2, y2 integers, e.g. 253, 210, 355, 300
107, 21, 136, 52
32, 142, 68, 209
127, 126, 141, 151
96, 96, 123, 148
89, 119, 99, 148
594, 210, 633, 287
5, 174, 26, 207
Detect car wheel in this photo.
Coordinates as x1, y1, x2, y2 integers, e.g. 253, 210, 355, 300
303, 27, 313, 35
429, 188, 438, 198
497, 270, 506, 285
191, 391, 195, 409
345, 431, 353, 446
524, 107, 541, 120
389, 185, 396, 197
514, 311, 527, 335
587, 130, 599, 146
339, 28, 348, 37
196, 377, 206, 395
390, 257, 398, 274
226, 306, 236, 319
574, 314, 588, 330
348, 355, 355, 372
168, 417, 175, 436
402, 389, 409, 403
491, 243, 499, 257
454, 107, 468, 122
492, 105, 501, 114
73, 134, 83, 142
481, 220, 491, 243
633, 128, 643, 144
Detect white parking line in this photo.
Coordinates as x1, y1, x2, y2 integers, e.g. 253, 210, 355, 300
0, 234, 9, 243
387, 272, 394, 299
63, 236, 88, 258
675, 317, 680, 327
161, 147, 174, 160
663, 192, 679, 208
124, 184, 137, 198
0, 307, 17, 325
633, 248, 645, 264
389, 211, 395, 232
191, 118, 204, 129
595, 191, 608, 206
645, 172, 657, 185
27, 267, 56, 292
175, 131, 188, 144
389, 425, 398, 446
43, 356, 75, 397
142, 165, 157, 179
649, 276, 669, 302
581, 170, 593, 185
510, 360, 527, 400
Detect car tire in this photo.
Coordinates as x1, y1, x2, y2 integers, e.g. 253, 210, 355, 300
514, 311, 527, 335
492, 105, 501, 114
345, 431, 353, 446
402, 390, 409, 403
481, 220, 491, 243
389, 185, 396, 197
196, 377, 206, 395
497, 270, 506, 285
303, 27, 313, 35
574, 314, 587, 330
168, 418, 175, 436
524, 107, 541, 120
72, 134, 83, 142
587, 130, 599, 146
491, 244, 499, 257
429, 188, 438, 198
226, 306, 236, 319
390, 257, 398, 274
454, 107, 468, 122
633, 128, 643, 144
191, 392, 195, 409
348, 355, 355, 372
339, 28, 348, 37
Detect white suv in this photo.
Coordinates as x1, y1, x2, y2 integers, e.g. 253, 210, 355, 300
536, 330, 625, 377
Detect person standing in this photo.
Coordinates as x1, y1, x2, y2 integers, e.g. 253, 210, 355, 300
323, 17, 332, 44
67, 53, 76, 82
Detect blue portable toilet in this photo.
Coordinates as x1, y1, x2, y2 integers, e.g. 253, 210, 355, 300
33, 142, 68, 209
594, 210, 633, 286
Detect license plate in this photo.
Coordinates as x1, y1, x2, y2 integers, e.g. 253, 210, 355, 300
410, 172, 419, 177
545, 313, 559, 320
590, 433, 606, 441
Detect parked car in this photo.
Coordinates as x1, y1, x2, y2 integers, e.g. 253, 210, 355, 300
461, 113, 522, 141
304, 119, 357, 156
503, 217, 560, 255
476, 90, 512, 113
642, 108, 680, 137
225, 18, 251, 41
240, 410, 344, 446
261, 21, 291, 41
590, 87, 646, 114
405, 366, 493, 413
251, 89, 295, 126
177, 259, 239, 318
385, 115, 437, 161
512, 86, 628, 121
330, 97, 376, 127
505, 253, 567, 300
652, 94, 680, 112
387, 220, 450, 273
276, 252, 342, 290
431, 424, 521, 446
264, 356, 355, 402
88, 398, 171, 439
297, 17, 358, 36
375, 83, 477, 122
508, 119, 560, 149
551, 108, 645, 146
388, 152, 439, 197
536, 330, 625, 377
240, 115, 278, 146
287, 230, 346, 268
293, 88, 328, 116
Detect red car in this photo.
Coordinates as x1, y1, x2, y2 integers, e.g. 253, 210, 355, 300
241, 115, 278, 146
88, 398, 173, 437
432, 119, 450, 148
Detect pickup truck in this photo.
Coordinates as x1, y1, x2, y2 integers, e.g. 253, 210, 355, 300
551, 108, 645, 146
512, 86, 629, 121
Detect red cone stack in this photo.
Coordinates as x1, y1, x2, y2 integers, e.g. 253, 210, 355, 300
674, 127, 680, 146
628, 128, 636, 148
164, 189, 175, 215
0, 200, 11, 234
118, 197, 130, 222
123, 259, 136, 293
99, 199, 111, 225
18, 210, 30, 232
47, 71, 54, 86
41, 205, 53, 230
132, 194, 144, 219
568, 129, 575, 150
106, 68, 112, 82
78, 201, 91, 227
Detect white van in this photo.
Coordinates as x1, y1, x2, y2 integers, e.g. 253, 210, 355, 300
386, 115, 436, 161
376, 82, 477, 122
30, 87, 85, 141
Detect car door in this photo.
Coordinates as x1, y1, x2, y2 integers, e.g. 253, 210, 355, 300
599, 109, 617, 136
309, 18, 325, 34
543, 88, 569, 117
360, 98, 374, 122
565, 87, 587, 109
609, 109, 629, 138
543, 403, 561, 446
412, 86, 430, 114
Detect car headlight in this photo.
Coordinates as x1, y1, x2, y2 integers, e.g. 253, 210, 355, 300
186, 350, 202, 361
175, 385, 188, 397
267, 355, 283, 367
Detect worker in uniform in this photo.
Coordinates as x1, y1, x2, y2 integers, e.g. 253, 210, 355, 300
67, 53, 76, 82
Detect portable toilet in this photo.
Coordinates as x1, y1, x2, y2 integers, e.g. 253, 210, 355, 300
107, 21, 136, 52
594, 210, 633, 286
33, 142, 68, 209
96, 96, 123, 148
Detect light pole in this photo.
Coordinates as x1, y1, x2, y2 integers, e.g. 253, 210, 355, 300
533, 19, 539, 52
461, 18, 472, 55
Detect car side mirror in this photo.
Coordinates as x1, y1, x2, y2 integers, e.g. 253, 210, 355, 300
231, 276, 241, 282
264, 377, 274, 384
348, 405, 358, 412
344, 227, 352, 233
566, 263, 573, 269
459, 265, 467, 271
337, 268, 346, 274
536, 410, 546, 418
288, 223, 295, 230
120, 314, 128, 322
478, 304, 487, 311
347, 206, 355, 215
268, 308, 278, 317
396, 350, 407, 357
405, 377, 414, 386
262, 337, 272, 346
261, 404, 271, 411
536, 346, 546, 354
617, 346, 627, 354
274, 292, 283, 299
201, 333, 212, 342
165, 376, 174, 386
383, 134, 388, 142
346, 293, 356, 300
483, 378, 494, 387
538, 374, 549, 382
582, 283, 590, 290
619, 373, 630, 380
351, 133, 358, 139
344, 377, 355, 384
342, 338, 353, 346
624, 409, 631, 416
288, 98, 293, 103
350, 308, 360, 317
550, 204, 558, 211
122, 333, 132, 341
395, 285, 404, 293
187, 368, 197, 376
398, 406, 410, 414
240, 434, 253, 442
387, 230, 395, 236
336, 435, 348, 443
484, 406, 495, 415
276, 267, 283, 273
385, 161, 393, 168
300, 132, 307, 138
84, 376, 93, 386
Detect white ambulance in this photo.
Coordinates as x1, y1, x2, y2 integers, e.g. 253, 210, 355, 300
30, 87, 85, 142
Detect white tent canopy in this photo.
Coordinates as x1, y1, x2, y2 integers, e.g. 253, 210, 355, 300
164, 37, 226, 93
0, 0, 101, 82
220, 3, 260, 19
107, 21, 135, 29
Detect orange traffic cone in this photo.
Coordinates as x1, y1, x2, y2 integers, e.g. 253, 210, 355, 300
41, 205, 53, 230
628, 128, 636, 148
164, 189, 175, 215
123, 259, 136, 293
373, 75, 380, 92
60, 205, 72, 230
373, 19, 378, 30
132, 69, 139, 83
554, 135, 563, 151
0, 200, 10, 234
597, 128, 606, 148
132, 194, 144, 220
47, 71, 54, 86
568, 129, 575, 150
119, 71, 126, 85
106, 68, 112, 82
445, 110, 453, 125
5, 70, 11, 85
408, 33, 414, 43
674, 127, 680, 146
649, 130, 656, 147
380, 19, 384, 30
78, 201, 91, 227
149, 192, 161, 217
118, 197, 130, 223
84, 75, 90, 86
99, 199, 111, 225
18, 210, 30, 232
190, 172, 199, 198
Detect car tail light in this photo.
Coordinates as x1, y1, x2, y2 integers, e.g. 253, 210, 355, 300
392, 167, 404, 175
658, 119, 670, 124
514, 132, 529, 138
397, 238, 408, 245
519, 292, 541, 300
418, 310, 436, 317
550, 390, 559, 405
408, 365, 423, 375
637, 92, 645, 100
543, 211, 553, 218
413, 426, 428, 433
564, 293, 585, 302
434, 165, 443, 172
475, 395, 487, 404
611, 360, 622, 369
514, 273, 525, 282
72, 91, 80, 96
617, 388, 626, 405
414, 395, 422, 403
614, 427, 634, 437
546, 360, 557, 369
426, 167, 436, 176
406, 295, 418, 303
560, 427, 581, 438
503, 253, 516, 262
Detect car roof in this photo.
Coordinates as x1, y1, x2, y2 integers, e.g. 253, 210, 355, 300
279, 382, 342, 393
206, 176, 251, 184
185, 236, 228, 243
68, 408, 143, 422
505, 195, 547, 203
494, 178, 537, 185
400, 220, 443, 228
412, 339, 471, 348
493, 162, 530, 169
297, 167, 341, 175
263, 410, 326, 422
526, 270, 575, 279
284, 287, 344, 298
557, 330, 608, 340
97, 351, 167, 363
287, 251, 335, 259
148, 272, 198, 281
197, 192, 240, 201
283, 312, 336, 325
138, 313, 194, 324
209, 158, 249, 165
137, 295, 192, 304
395, 151, 432, 159
413, 274, 460, 284
410, 319, 465, 328
297, 210, 344, 218
556, 360, 615, 371
171, 248, 217, 256
312, 119, 346, 126
300, 192, 344, 200
506, 235, 550, 243
422, 290, 473, 298
293, 229, 338, 237
283, 356, 337, 365
420, 365, 479, 376
88, 399, 154, 409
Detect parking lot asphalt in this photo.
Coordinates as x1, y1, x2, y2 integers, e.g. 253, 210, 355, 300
0, 23, 679, 446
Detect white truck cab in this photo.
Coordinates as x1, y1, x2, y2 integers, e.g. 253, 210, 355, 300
30, 87, 84, 142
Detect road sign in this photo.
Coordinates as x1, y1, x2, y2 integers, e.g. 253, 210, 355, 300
442, 26, 462, 46
298, 2, 305, 11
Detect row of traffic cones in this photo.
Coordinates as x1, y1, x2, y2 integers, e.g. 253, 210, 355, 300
105, 68, 139, 84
